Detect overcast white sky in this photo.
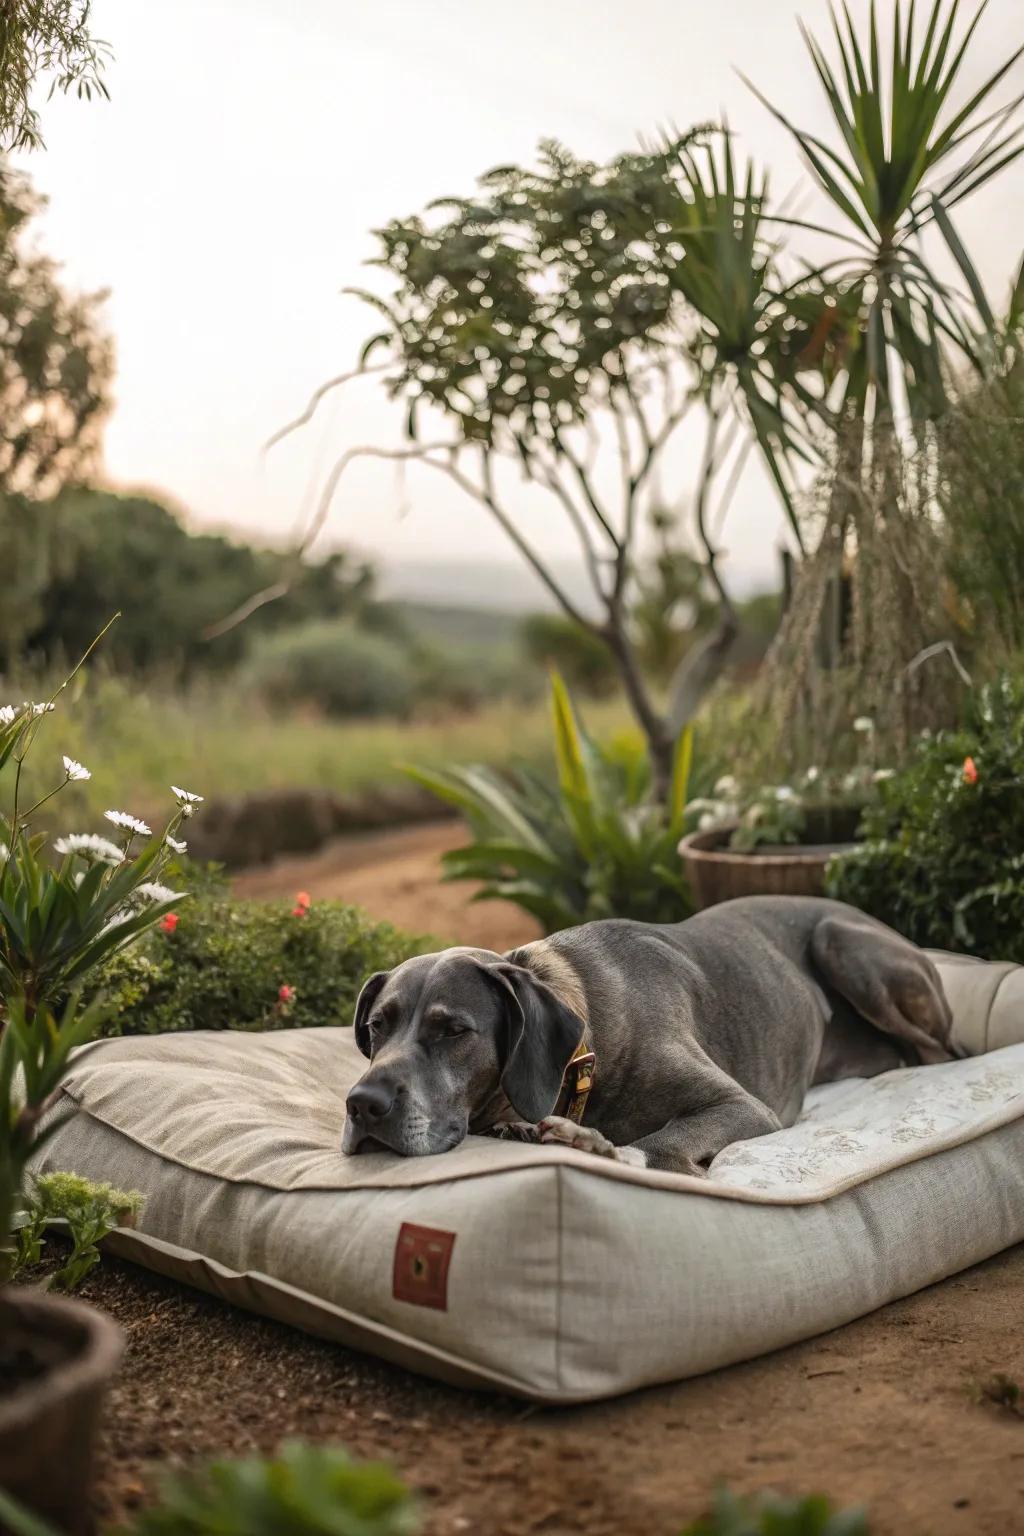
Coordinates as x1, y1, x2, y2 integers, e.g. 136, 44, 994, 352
14, 0, 1024, 600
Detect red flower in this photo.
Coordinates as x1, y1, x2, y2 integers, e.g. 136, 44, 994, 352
159, 913, 179, 934
291, 906, 308, 918
292, 889, 312, 918
963, 756, 979, 785
278, 984, 295, 1004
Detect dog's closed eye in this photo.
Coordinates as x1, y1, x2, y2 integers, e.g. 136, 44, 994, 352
424, 1008, 474, 1040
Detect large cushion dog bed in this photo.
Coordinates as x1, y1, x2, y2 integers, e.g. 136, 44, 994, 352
30, 952, 1024, 1403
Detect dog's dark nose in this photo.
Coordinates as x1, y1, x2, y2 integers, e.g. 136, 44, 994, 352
346, 1080, 395, 1124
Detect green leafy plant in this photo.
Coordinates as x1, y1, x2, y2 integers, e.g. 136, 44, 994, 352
83, 880, 432, 1037
826, 675, 1024, 959
13, 1170, 143, 1290
0, 642, 202, 1278
682, 1487, 869, 1536
406, 671, 698, 931
118, 1442, 418, 1536
688, 760, 885, 853
0, 1443, 418, 1536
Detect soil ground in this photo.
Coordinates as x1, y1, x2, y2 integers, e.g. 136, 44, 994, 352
232, 820, 541, 952
76, 824, 1024, 1531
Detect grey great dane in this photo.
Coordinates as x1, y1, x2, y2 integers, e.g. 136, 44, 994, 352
342, 896, 960, 1174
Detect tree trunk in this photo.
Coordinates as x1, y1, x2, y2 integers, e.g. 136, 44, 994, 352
602, 625, 675, 800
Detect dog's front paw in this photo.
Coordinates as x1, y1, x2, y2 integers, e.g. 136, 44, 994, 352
538, 1116, 646, 1167
482, 1120, 542, 1143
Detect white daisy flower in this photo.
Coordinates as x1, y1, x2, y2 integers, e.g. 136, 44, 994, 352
54, 833, 124, 865
62, 755, 91, 782
872, 768, 895, 782
804, 765, 820, 784
853, 716, 874, 734
0, 705, 16, 725
774, 785, 796, 802
136, 881, 181, 905
170, 785, 203, 805
104, 810, 152, 837
165, 834, 187, 854
713, 774, 739, 798
25, 701, 55, 715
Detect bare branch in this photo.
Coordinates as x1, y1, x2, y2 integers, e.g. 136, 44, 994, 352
202, 581, 293, 641
529, 444, 609, 605
904, 640, 973, 688
474, 447, 598, 628
554, 433, 622, 550
710, 433, 754, 541
263, 362, 391, 454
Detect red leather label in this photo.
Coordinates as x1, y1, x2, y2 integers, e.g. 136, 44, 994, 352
392, 1222, 456, 1310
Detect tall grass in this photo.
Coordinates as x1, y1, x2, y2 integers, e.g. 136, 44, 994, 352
5, 667, 632, 836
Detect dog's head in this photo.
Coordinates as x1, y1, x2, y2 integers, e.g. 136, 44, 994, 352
342, 947, 584, 1156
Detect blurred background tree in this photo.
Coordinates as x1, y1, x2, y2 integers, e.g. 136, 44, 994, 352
0, 160, 112, 669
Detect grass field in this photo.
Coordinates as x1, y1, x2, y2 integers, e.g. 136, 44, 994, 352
9, 667, 633, 837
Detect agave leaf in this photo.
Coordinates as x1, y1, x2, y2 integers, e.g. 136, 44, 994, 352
669, 726, 695, 834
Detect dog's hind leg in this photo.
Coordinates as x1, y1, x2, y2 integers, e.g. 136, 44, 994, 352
810, 911, 962, 1065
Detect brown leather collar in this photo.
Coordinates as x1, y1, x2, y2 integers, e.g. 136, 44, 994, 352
555, 1038, 596, 1124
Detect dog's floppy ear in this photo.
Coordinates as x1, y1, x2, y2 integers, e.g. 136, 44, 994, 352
477, 961, 584, 1123
353, 971, 390, 1057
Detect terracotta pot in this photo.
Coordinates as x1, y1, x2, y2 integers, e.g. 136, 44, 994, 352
0, 1289, 123, 1535
679, 824, 858, 910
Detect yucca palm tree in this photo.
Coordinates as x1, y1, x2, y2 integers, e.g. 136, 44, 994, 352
748, 0, 1024, 435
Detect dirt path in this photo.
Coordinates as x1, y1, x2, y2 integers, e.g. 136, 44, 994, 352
79, 824, 1022, 1531
85, 1244, 1024, 1534
232, 820, 540, 951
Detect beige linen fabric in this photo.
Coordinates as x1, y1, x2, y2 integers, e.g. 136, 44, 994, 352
29, 953, 1024, 1403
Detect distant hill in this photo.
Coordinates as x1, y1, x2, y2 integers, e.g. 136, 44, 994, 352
394, 601, 525, 651
379, 558, 600, 617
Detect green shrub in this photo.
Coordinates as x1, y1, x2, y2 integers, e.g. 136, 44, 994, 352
119, 1442, 417, 1536
683, 1487, 868, 1536
246, 621, 415, 719
519, 612, 618, 696
85, 881, 432, 1036
826, 676, 1024, 959
407, 671, 708, 931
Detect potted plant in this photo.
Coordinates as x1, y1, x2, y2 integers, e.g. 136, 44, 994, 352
0, 669, 202, 1533
679, 749, 888, 909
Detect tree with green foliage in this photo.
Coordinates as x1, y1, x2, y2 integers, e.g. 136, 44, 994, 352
275, 129, 812, 795
0, 163, 111, 500
0, 162, 112, 669
0, 0, 110, 152
21, 488, 376, 675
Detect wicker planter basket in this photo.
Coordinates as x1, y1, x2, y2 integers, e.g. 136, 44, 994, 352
679, 824, 858, 910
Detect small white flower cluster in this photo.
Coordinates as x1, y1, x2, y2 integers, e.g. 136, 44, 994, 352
104, 810, 152, 837
0, 705, 15, 726
135, 881, 181, 905
54, 832, 125, 865
685, 774, 743, 832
